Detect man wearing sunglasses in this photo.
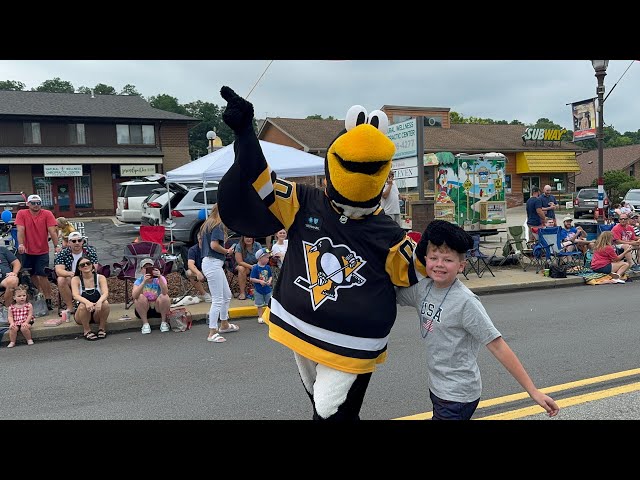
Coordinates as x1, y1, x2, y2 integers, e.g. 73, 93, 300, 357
54, 231, 99, 318
15, 194, 61, 311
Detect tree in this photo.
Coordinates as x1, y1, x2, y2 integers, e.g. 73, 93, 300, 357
120, 84, 142, 97
306, 114, 336, 120
148, 94, 188, 115
0, 80, 25, 91
34, 77, 74, 93
593, 170, 635, 200
92, 83, 117, 95
77, 86, 92, 95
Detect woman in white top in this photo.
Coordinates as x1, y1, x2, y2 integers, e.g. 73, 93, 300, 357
270, 229, 288, 268
270, 229, 288, 288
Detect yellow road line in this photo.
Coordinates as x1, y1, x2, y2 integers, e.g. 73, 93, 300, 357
393, 368, 640, 420
479, 382, 640, 420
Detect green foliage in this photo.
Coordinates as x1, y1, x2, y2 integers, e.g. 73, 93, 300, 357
591, 170, 636, 200
148, 94, 188, 115
33, 77, 74, 93
306, 114, 336, 120
92, 83, 117, 95
77, 86, 92, 95
120, 84, 142, 97
617, 180, 640, 199
0, 80, 25, 91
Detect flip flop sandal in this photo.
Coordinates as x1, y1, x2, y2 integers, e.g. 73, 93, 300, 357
219, 323, 239, 333
207, 333, 226, 343
97, 329, 107, 339
83, 331, 99, 341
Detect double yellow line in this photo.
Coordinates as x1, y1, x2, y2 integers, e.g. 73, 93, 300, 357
394, 368, 640, 420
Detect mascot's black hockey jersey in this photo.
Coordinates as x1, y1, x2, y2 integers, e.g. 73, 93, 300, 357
218, 86, 426, 375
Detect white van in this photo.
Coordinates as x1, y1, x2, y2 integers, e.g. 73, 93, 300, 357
116, 180, 161, 223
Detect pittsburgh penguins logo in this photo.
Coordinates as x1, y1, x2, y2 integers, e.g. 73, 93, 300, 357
294, 237, 366, 310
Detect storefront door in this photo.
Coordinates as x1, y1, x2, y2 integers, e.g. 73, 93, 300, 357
52, 178, 75, 218
522, 176, 540, 202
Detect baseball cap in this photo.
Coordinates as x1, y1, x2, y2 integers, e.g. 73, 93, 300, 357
67, 231, 84, 240
563, 216, 573, 222
255, 248, 271, 260
140, 258, 154, 268
27, 194, 42, 203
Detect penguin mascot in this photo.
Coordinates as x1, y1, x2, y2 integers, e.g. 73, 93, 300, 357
218, 86, 427, 420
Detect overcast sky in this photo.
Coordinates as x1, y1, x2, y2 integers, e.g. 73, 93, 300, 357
2, 60, 638, 133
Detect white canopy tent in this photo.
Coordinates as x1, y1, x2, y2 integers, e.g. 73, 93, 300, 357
165, 140, 325, 184
161, 140, 325, 242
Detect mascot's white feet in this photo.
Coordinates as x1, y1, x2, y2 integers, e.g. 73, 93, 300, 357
295, 353, 357, 419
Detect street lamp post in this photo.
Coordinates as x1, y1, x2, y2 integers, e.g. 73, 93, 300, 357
206, 130, 217, 154
591, 60, 608, 224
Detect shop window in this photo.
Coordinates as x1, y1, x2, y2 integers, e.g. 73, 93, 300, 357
34, 177, 53, 207
0, 166, 8, 191
75, 176, 92, 208
551, 174, 567, 193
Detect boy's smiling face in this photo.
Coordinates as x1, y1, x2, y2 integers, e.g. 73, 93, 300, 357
425, 242, 466, 288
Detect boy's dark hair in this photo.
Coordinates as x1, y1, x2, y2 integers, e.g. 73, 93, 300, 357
415, 220, 474, 259
531, 186, 540, 194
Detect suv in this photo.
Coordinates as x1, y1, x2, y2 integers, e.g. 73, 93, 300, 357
621, 189, 640, 215
0, 192, 27, 222
116, 181, 161, 223
141, 182, 218, 245
573, 188, 610, 219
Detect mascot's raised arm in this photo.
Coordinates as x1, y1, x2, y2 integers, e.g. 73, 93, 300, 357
218, 86, 427, 420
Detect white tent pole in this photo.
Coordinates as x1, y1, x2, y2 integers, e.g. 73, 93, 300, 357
166, 180, 174, 245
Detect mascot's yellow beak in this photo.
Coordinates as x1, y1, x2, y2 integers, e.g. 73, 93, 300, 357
327, 123, 395, 204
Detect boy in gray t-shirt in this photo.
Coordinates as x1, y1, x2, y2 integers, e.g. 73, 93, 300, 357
396, 220, 559, 420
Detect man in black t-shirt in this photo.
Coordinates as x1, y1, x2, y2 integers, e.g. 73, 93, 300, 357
526, 186, 546, 241
0, 246, 21, 306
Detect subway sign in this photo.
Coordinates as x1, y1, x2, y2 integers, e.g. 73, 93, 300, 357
522, 128, 567, 141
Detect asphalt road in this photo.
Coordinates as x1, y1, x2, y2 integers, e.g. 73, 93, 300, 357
2, 281, 639, 420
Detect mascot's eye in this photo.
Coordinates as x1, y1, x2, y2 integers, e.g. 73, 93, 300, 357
345, 105, 368, 131
368, 110, 389, 134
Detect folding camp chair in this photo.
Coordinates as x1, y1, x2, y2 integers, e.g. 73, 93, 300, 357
112, 241, 168, 309
463, 234, 498, 279
500, 225, 534, 270
406, 231, 422, 243
139, 224, 185, 273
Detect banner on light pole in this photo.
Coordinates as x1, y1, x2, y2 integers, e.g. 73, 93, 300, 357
571, 98, 597, 141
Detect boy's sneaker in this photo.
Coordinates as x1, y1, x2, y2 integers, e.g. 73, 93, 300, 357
141, 323, 151, 334
631, 264, 640, 272
160, 321, 170, 333
258, 317, 265, 324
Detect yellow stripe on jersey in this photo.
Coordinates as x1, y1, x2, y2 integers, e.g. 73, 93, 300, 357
263, 307, 388, 374
271, 179, 301, 230
385, 235, 425, 287
251, 167, 274, 200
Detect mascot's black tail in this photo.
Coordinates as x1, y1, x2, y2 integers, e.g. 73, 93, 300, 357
218, 86, 284, 237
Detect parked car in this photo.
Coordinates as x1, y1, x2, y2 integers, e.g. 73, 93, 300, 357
0, 192, 28, 222
573, 188, 610, 219
116, 181, 160, 223
621, 189, 640, 215
141, 182, 219, 245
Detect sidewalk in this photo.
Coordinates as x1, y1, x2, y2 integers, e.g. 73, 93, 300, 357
0, 206, 607, 345
1, 267, 587, 345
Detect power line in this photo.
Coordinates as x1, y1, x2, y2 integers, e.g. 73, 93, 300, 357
246, 60, 274, 99
603, 60, 636, 104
